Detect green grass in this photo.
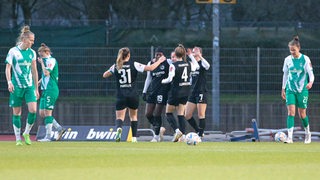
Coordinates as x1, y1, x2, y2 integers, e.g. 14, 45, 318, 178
1, 141, 320, 180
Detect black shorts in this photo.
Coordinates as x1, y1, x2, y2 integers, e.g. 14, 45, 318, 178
188, 92, 208, 104
167, 96, 188, 106
146, 93, 168, 105
116, 96, 139, 110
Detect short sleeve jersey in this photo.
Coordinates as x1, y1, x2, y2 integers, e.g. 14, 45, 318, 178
5, 46, 36, 88
109, 60, 145, 97
40, 56, 59, 92
190, 60, 208, 94
148, 60, 170, 95
283, 54, 313, 93
169, 60, 191, 98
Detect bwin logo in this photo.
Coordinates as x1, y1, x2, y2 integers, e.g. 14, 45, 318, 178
51, 128, 78, 139
86, 128, 117, 140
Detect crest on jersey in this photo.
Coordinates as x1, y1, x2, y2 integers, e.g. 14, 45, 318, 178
160, 65, 165, 70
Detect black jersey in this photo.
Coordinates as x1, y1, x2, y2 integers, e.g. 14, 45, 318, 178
168, 61, 191, 98
148, 60, 171, 96
190, 60, 208, 94
113, 60, 139, 97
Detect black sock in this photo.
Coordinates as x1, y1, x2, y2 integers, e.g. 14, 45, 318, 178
147, 115, 155, 126
131, 121, 138, 137
154, 116, 162, 135
115, 119, 123, 129
178, 115, 186, 134
187, 117, 199, 132
166, 113, 178, 131
198, 118, 206, 137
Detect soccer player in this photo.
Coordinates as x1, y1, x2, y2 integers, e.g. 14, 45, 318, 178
5, 25, 39, 146
162, 44, 199, 142
103, 47, 166, 142
142, 47, 173, 142
185, 47, 210, 138
37, 43, 66, 142
281, 36, 314, 144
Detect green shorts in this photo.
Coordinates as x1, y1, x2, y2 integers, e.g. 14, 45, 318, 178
9, 86, 37, 107
39, 90, 59, 110
286, 90, 309, 109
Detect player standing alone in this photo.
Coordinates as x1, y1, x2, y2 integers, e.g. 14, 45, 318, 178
103, 47, 166, 142
5, 25, 39, 146
281, 36, 314, 144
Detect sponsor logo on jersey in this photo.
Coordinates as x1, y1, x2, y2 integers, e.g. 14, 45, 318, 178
160, 65, 165, 70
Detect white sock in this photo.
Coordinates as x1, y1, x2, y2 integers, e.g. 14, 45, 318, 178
23, 123, 33, 135
287, 127, 293, 140
52, 119, 62, 131
45, 123, 53, 139
304, 125, 310, 134
13, 125, 21, 141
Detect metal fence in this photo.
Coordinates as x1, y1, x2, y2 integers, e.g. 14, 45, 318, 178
1, 47, 320, 134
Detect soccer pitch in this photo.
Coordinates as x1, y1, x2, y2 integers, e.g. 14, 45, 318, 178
1, 141, 320, 180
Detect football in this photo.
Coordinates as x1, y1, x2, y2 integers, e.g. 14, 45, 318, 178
274, 132, 287, 142
185, 132, 202, 145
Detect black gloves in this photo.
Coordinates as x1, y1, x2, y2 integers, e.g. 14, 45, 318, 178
142, 93, 147, 101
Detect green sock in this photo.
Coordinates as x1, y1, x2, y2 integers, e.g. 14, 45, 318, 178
24, 113, 36, 135
45, 116, 54, 124
13, 115, 21, 128
287, 115, 294, 129
27, 113, 36, 124
301, 116, 309, 128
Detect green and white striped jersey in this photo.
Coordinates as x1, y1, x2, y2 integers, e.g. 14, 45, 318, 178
5, 46, 36, 88
282, 54, 314, 93
40, 56, 59, 91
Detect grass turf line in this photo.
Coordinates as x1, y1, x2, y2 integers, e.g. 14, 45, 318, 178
0, 142, 320, 180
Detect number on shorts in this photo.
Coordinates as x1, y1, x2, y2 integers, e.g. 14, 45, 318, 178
199, 94, 203, 101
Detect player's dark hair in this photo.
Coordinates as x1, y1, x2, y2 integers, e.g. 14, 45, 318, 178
288, 35, 300, 49
175, 44, 186, 62
116, 47, 130, 70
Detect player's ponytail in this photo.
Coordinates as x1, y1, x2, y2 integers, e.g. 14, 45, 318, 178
16, 25, 34, 45
116, 47, 130, 70
175, 44, 187, 62
288, 35, 301, 49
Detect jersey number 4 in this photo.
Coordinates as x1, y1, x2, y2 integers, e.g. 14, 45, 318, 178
181, 67, 188, 82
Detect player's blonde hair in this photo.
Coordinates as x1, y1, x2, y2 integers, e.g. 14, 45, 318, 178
175, 44, 186, 62
116, 47, 130, 70
16, 25, 34, 45
38, 43, 52, 54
